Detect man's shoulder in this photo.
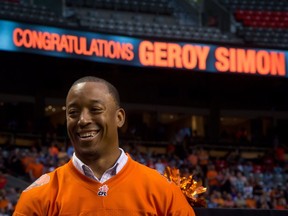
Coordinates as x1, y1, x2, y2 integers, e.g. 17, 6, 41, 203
22, 163, 69, 193
22, 173, 51, 193
131, 160, 173, 184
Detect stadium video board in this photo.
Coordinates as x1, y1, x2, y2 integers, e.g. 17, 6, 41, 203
0, 19, 286, 77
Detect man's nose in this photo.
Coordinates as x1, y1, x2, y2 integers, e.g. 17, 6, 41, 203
78, 110, 92, 125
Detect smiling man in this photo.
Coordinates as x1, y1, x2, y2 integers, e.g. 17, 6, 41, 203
13, 76, 195, 216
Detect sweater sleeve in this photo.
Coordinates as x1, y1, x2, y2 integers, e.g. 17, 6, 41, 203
13, 174, 53, 216
131, 158, 196, 215
167, 181, 196, 216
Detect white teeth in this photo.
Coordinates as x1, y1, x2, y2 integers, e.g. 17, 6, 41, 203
79, 132, 97, 138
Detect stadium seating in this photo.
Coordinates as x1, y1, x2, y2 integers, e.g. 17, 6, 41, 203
0, 0, 76, 28
219, 0, 288, 48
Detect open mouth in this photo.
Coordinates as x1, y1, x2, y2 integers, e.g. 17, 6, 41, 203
78, 131, 99, 140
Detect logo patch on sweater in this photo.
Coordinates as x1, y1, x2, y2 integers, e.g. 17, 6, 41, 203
23, 174, 50, 192
98, 184, 109, 196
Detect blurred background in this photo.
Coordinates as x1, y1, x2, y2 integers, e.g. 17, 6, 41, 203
0, 0, 288, 214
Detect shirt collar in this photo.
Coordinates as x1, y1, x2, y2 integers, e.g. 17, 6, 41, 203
72, 148, 128, 183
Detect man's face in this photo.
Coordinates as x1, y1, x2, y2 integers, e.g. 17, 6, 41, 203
65, 82, 125, 161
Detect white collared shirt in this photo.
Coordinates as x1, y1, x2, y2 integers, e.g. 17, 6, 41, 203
72, 148, 128, 183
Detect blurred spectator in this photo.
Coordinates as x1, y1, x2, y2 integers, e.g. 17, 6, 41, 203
273, 197, 287, 210
0, 172, 7, 190
234, 192, 247, 208
57, 146, 69, 162
5, 187, 20, 209
243, 181, 253, 199
218, 168, 232, 194
234, 170, 248, 194
253, 181, 264, 197
0, 194, 11, 214
215, 157, 228, 172
25, 157, 44, 181
146, 158, 155, 169
245, 194, 257, 209
206, 164, 219, 194
7, 148, 25, 177
187, 149, 198, 169
257, 193, 271, 209
223, 193, 235, 208
48, 142, 59, 158
66, 143, 74, 159
210, 191, 224, 208
155, 157, 167, 175
274, 143, 286, 167
198, 147, 209, 176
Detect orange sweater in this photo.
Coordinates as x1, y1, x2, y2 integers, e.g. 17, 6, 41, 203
13, 156, 195, 215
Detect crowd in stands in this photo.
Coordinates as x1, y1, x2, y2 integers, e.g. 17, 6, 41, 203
0, 132, 287, 215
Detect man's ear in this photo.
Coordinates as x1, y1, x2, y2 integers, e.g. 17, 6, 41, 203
116, 108, 126, 128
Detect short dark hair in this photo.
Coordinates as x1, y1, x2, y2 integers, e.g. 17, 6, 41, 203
71, 76, 121, 107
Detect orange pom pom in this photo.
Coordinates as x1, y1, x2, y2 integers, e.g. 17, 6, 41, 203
164, 166, 207, 207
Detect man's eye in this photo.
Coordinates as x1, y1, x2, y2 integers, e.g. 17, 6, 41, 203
91, 107, 102, 112
68, 110, 79, 116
